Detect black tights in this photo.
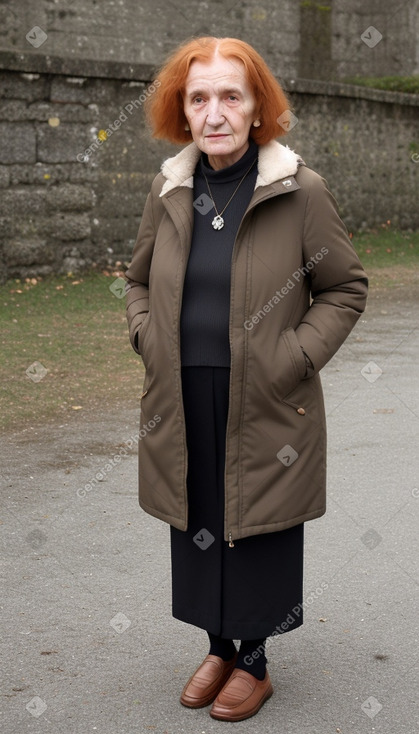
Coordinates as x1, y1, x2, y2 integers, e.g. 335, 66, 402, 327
208, 632, 267, 681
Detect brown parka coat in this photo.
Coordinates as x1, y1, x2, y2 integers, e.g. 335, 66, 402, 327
125, 140, 368, 544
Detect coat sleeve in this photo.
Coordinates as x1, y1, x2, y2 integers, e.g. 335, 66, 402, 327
124, 188, 157, 354
295, 170, 368, 374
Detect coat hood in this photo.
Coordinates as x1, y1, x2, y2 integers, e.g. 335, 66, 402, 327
159, 140, 304, 196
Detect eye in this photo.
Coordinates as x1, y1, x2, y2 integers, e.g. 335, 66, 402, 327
193, 96, 205, 104
227, 94, 239, 101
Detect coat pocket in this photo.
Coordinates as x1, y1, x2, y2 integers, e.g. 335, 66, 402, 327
136, 312, 151, 357
272, 327, 307, 401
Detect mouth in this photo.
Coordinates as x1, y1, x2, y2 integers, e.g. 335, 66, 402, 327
206, 134, 229, 138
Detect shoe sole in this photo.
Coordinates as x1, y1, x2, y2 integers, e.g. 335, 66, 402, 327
180, 695, 217, 708
210, 684, 273, 721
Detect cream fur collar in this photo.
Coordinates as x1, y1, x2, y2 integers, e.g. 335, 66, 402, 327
159, 140, 303, 196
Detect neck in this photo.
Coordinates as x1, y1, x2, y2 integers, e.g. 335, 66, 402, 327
208, 141, 250, 171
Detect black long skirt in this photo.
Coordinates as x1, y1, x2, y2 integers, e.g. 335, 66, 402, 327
170, 366, 304, 640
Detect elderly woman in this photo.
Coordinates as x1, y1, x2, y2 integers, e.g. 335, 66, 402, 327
125, 37, 367, 722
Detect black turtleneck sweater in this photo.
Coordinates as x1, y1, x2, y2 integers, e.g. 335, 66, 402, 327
180, 139, 259, 367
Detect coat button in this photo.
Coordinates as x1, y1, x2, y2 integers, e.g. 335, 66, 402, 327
297, 407, 306, 415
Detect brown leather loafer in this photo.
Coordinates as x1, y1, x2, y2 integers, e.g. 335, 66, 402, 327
180, 653, 238, 708
210, 668, 273, 721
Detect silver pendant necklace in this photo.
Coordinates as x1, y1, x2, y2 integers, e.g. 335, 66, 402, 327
202, 158, 257, 230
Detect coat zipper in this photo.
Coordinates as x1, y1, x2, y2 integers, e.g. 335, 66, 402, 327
163, 181, 299, 544
225, 211, 254, 554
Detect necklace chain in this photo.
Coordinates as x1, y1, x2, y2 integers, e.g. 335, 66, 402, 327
202, 158, 257, 230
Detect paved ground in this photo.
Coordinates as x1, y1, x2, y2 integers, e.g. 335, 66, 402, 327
1, 285, 418, 734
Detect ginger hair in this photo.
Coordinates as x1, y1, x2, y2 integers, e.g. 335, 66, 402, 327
146, 36, 291, 145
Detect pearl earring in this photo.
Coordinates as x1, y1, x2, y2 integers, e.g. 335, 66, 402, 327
253, 120, 261, 128
184, 123, 190, 131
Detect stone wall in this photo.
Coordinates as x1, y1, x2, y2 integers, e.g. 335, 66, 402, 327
0, 0, 418, 80
0, 0, 301, 78
332, 0, 419, 78
0, 53, 418, 283
286, 79, 419, 231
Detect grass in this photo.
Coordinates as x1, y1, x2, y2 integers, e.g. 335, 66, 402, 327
351, 226, 419, 288
1, 228, 418, 433
343, 75, 419, 94
0, 271, 144, 434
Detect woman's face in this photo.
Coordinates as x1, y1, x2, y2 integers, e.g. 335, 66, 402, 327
183, 54, 257, 170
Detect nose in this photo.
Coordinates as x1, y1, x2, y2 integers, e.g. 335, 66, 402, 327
206, 97, 224, 127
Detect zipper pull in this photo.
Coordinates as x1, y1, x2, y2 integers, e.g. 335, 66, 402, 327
228, 531, 235, 548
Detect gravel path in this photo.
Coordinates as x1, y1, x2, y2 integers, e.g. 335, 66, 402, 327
1, 286, 418, 734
